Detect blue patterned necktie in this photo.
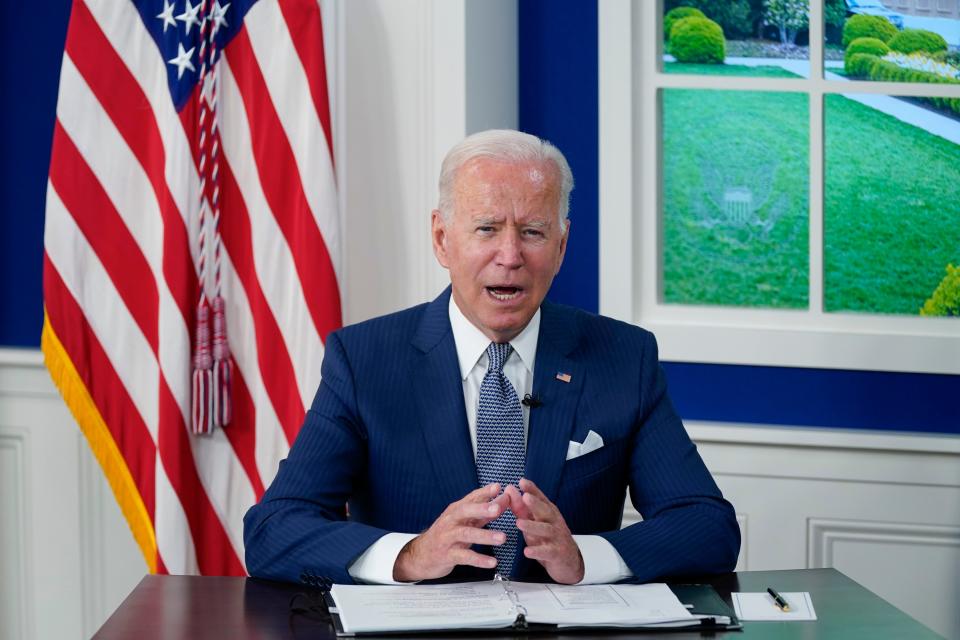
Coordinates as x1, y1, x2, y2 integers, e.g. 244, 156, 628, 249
475, 342, 525, 577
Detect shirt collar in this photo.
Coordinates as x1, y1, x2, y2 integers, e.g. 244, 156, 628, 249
448, 295, 540, 380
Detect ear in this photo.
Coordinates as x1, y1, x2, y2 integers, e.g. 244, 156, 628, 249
431, 210, 450, 269
554, 219, 570, 275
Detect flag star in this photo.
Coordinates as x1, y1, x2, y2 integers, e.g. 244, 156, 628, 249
156, 0, 177, 32
176, 0, 202, 35
167, 42, 196, 79
211, 1, 230, 35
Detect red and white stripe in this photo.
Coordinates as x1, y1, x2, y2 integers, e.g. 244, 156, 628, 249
43, 0, 340, 575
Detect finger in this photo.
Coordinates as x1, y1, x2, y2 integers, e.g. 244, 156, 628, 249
452, 500, 504, 522
446, 525, 506, 548
518, 478, 544, 498
464, 483, 501, 503
516, 518, 554, 540
503, 485, 533, 520
450, 548, 499, 570
522, 491, 557, 522
523, 541, 565, 563
491, 490, 511, 509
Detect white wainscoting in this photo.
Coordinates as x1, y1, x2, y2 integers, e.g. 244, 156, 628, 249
685, 422, 960, 639
0, 351, 145, 640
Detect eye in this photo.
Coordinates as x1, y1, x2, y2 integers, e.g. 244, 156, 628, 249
476, 225, 495, 234
523, 228, 545, 238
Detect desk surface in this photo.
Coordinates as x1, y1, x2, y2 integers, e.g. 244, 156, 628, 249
93, 568, 941, 639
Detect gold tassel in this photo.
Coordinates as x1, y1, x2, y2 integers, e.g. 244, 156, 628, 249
41, 312, 158, 573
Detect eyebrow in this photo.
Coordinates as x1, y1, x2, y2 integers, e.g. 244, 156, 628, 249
523, 220, 549, 229
471, 216, 503, 225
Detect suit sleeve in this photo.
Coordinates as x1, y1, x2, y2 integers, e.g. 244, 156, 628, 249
243, 332, 390, 585
598, 332, 740, 581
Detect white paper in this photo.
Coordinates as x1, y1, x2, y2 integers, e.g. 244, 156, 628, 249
330, 582, 515, 634
509, 582, 694, 627
330, 581, 696, 633
732, 591, 817, 621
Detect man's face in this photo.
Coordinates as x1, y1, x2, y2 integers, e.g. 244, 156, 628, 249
432, 157, 568, 343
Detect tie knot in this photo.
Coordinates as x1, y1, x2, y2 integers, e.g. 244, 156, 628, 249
486, 342, 512, 373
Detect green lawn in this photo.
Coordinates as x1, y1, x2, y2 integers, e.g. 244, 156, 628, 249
664, 63, 801, 79
661, 62, 960, 315
662, 85, 809, 308
825, 94, 960, 314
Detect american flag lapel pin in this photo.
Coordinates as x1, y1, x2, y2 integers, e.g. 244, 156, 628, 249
555, 372, 572, 383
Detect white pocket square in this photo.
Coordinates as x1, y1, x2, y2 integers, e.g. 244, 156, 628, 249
566, 430, 604, 461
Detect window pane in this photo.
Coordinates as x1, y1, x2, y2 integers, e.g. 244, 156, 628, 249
661, 89, 809, 308
824, 93, 960, 316
828, 2, 960, 83
662, 1, 810, 78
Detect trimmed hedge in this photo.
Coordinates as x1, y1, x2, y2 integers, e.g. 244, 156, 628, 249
842, 14, 898, 47
868, 58, 960, 117
664, 7, 706, 41
888, 28, 948, 55
844, 37, 890, 73
670, 16, 725, 64
845, 52, 880, 78
921, 264, 960, 317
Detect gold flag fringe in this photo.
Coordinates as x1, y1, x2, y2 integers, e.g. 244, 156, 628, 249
41, 312, 158, 574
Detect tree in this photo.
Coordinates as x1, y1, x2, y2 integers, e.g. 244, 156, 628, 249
764, 0, 808, 45
664, 0, 755, 39
825, 0, 846, 28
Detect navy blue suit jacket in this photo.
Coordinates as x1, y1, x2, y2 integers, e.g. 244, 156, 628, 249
243, 288, 739, 585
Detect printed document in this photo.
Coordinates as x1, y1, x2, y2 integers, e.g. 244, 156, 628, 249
329, 581, 695, 635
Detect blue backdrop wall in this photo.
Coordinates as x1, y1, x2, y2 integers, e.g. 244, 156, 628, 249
1, 0, 956, 435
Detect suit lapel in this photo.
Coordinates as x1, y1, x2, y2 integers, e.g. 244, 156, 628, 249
524, 301, 585, 503
410, 288, 478, 506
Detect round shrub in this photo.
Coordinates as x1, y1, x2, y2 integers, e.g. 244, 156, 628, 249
844, 37, 889, 74
842, 14, 898, 48
664, 7, 706, 42
670, 16, 725, 64
845, 52, 880, 77
888, 28, 948, 55
845, 37, 890, 60
920, 264, 960, 316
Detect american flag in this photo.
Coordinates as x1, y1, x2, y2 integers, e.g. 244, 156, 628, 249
42, 0, 340, 575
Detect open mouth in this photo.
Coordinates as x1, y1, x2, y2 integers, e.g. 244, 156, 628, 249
486, 286, 523, 301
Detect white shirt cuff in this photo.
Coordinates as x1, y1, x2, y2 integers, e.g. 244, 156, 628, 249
347, 532, 419, 584
573, 535, 633, 584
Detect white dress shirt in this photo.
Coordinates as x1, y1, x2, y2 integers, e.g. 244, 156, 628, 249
347, 296, 633, 584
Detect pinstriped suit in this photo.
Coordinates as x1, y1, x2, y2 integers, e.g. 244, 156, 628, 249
243, 287, 739, 585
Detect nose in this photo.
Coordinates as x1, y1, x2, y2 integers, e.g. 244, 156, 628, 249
495, 230, 523, 269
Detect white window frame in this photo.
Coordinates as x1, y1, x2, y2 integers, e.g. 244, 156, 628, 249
599, 0, 960, 375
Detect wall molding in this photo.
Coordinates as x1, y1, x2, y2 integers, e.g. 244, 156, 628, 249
688, 421, 960, 489
78, 430, 105, 638
808, 517, 960, 568
0, 429, 32, 640
688, 421, 960, 455
735, 514, 748, 571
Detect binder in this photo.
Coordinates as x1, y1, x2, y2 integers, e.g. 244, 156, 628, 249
324, 579, 741, 636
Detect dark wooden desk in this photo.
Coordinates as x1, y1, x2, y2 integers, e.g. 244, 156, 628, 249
93, 568, 942, 639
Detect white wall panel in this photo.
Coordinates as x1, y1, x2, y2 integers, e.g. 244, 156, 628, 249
0, 430, 28, 640
0, 351, 144, 639
688, 422, 960, 639
809, 518, 960, 639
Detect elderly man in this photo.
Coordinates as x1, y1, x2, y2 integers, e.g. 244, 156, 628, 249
243, 130, 739, 586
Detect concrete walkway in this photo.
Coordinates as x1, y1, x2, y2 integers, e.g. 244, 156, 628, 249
721, 56, 960, 145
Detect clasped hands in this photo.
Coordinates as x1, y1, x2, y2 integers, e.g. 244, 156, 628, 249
393, 478, 584, 584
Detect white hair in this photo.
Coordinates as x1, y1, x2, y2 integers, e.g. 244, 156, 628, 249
436, 129, 574, 231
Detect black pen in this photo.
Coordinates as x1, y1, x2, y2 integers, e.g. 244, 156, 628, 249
767, 587, 791, 612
